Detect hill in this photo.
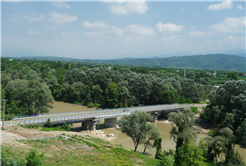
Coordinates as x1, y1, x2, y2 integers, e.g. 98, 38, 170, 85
5, 54, 246, 72
79, 54, 245, 72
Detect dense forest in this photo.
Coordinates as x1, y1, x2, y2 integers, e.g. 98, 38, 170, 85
7, 53, 245, 72
1, 57, 205, 117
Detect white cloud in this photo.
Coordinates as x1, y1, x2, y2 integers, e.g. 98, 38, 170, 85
162, 35, 182, 43
207, 0, 233, 10
189, 30, 207, 37
155, 22, 184, 33
83, 31, 98, 37
181, 7, 185, 10
107, 1, 149, 15
82, 21, 123, 36
60, 31, 78, 38
194, 13, 198, 16
10, 12, 43, 22
125, 24, 155, 36
27, 28, 40, 35
51, 2, 71, 9
223, 35, 245, 43
48, 11, 77, 25
209, 16, 245, 32
237, 4, 245, 10
111, 26, 123, 36
82, 21, 108, 29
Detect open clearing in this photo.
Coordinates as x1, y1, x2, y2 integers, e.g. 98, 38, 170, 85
48, 101, 96, 113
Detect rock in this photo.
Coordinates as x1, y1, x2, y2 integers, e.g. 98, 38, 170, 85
96, 131, 98, 134
110, 133, 114, 137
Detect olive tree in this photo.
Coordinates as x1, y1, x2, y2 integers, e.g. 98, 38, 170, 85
142, 123, 160, 154
117, 111, 153, 152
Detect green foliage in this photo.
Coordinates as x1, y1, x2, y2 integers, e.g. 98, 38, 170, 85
45, 118, 52, 127
24, 124, 41, 129
142, 123, 160, 154
227, 71, 238, 80
177, 140, 208, 166
87, 102, 94, 108
105, 82, 121, 108
25, 149, 45, 166
168, 108, 197, 165
41, 123, 72, 131
153, 138, 162, 160
237, 119, 246, 148
208, 130, 218, 137
161, 90, 178, 104
190, 107, 199, 114
1, 152, 24, 166
117, 111, 153, 152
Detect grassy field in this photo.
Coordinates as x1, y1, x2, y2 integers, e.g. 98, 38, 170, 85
1, 134, 159, 166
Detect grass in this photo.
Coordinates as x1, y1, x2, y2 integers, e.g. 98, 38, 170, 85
40, 127, 70, 131
1, 134, 159, 166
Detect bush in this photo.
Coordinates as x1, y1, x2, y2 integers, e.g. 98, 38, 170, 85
4, 114, 14, 121
25, 124, 41, 129
45, 118, 52, 127
95, 103, 101, 108
87, 102, 94, 108
25, 149, 45, 166
58, 123, 72, 131
200, 113, 207, 120
1, 152, 24, 166
208, 130, 218, 137
191, 107, 199, 114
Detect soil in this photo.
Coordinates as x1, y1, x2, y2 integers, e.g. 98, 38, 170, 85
48, 101, 96, 113
193, 108, 213, 134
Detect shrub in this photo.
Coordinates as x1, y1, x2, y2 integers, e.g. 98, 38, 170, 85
1, 152, 24, 166
95, 103, 101, 108
25, 124, 41, 129
45, 118, 52, 127
208, 130, 218, 137
25, 149, 45, 166
200, 113, 207, 120
87, 102, 94, 108
191, 107, 199, 114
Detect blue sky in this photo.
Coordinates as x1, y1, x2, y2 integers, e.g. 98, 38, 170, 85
1, 0, 246, 59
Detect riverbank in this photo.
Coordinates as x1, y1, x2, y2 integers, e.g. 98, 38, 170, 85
1, 126, 158, 165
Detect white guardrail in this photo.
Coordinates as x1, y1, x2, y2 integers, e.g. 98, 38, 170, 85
13, 103, 182, 120
3, 105, 190, 126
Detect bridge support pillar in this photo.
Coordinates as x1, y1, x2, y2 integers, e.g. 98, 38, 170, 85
81, 120, 96, 131
104, 117, 119, 129
151, 112, 159, 122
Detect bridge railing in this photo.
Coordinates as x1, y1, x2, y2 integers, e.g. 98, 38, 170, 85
4, 105, 190, 126
13, 103, 182, 120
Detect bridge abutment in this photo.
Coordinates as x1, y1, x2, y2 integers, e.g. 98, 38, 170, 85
104, 117, 119, 129
81, 120, 96, 131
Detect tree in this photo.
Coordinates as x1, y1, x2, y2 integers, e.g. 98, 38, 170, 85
168, 108, 197, 165
178, 140, 207, 166
227, 71, 238, 80
105, 82, 121, 108
153, 138, 162, 159
187, 71, 196, 80
117, 111, 153, 152
92, 85, 103, 104
142, 123, 160, 154
161, 90, 178, 104
237, 119, 246, 148
41, 69, 50, 79
18, 80, 54, 114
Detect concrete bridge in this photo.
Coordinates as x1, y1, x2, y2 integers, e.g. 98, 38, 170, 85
2, 104, 191, 130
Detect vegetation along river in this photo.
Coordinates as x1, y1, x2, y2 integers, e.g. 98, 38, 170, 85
72, 119, 246, 162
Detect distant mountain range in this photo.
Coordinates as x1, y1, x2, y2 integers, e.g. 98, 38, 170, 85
4, 53, 245, 72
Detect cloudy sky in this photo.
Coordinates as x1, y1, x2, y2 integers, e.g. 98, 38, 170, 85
2, 0, 246, 59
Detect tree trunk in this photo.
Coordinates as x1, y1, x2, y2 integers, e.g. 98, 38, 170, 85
143, 146, 147, 154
